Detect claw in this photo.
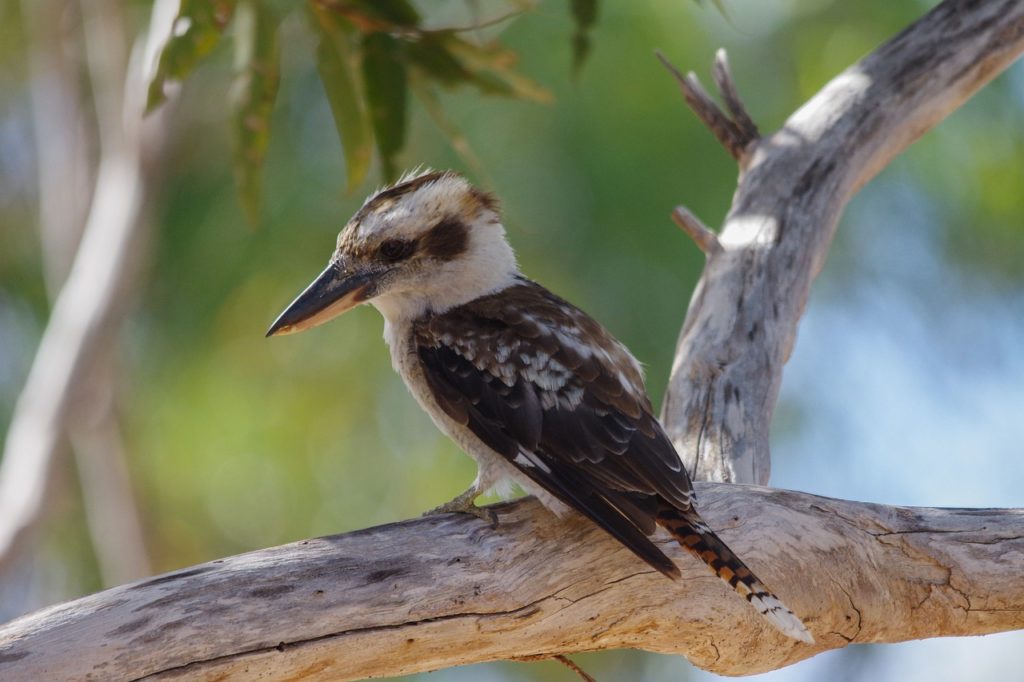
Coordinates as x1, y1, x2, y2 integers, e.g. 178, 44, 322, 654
423, 487, 498, 527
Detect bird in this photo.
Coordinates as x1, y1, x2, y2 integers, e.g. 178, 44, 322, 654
267, 169, 813, 643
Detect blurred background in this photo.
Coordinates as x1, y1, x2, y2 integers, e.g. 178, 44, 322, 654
1, 0, 1022, 680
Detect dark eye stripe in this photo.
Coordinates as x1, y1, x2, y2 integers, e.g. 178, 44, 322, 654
422, 217, 468, 260
378, 239, 416, 263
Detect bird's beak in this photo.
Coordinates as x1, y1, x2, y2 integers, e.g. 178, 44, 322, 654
266, 260, 377, 337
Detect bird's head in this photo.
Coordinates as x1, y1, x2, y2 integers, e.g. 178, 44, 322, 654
267, 170, 516, 336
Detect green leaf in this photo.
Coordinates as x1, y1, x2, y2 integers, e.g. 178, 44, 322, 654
229, 1, 280, 226
444, 38, 551, 103
404, 32, 550, 102
404, 34, 473, 88
570, 0, 598, 76
147, 0, 238, 112
361, 33, 407, 183
311, 7, 373, 192
357, 0, 421, 26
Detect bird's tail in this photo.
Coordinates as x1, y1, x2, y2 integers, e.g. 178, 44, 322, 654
656, 504, 814, 643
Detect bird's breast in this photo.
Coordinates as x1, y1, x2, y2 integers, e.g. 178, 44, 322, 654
381, 317, 553, 504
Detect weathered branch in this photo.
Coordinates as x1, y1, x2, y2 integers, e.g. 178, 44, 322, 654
27, 0, 154, 588
672, 205, 722, 256
1, 486, 1021, 680
656, 50, 757, 162
71, 361, 153, 585
660, 0, 1024, 485
711, 49, 759, 144
23, 0, 94, 293
0, 0, 173, 576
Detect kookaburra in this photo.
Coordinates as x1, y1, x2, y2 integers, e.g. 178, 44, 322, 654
267, 169, 813, 643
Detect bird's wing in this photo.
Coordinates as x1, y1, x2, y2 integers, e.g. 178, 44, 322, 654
414, 279, 694, 576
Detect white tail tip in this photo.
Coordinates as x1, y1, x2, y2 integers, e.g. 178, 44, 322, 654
751, 592, 815, 643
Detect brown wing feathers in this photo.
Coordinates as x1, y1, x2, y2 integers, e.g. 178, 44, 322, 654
415, 279, 812, 642
417, 338, 679, 577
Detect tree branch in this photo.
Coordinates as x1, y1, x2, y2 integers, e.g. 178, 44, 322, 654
26, 0, 155, 589
711, 49, 758, 144
656, 50, 757, 163
0, 0, 174, 576
22, 0, 94, 294
1, 487, 1021, 679
671, 205, 722, 256
659, 0, 1024, 485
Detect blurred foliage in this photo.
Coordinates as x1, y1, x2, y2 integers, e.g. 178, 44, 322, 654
231, 1, 281, 224
147, 0, 238, 111
569, 0, 598, 76
148, 0, 552, 210
1, 0, 1024, 680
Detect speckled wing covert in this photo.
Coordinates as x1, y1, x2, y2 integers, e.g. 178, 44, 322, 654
414, 278, 691, 571
413, 277, 813, 643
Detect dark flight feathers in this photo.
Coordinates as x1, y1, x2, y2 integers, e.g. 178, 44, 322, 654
413, 278, 695, 578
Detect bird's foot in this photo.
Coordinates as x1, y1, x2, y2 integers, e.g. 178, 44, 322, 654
423, 488, 498, 527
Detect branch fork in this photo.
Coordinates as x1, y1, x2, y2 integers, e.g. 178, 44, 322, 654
656, 48, 760, 165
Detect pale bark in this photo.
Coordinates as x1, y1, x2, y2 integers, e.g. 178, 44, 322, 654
70, 359, 152, 585
25, 0, 154, 588
22, 0, 94, 293
660, 0, 1024, 485
0, 0, 173, 577
1, 0, 1023, 679
0, 488, 1021, 680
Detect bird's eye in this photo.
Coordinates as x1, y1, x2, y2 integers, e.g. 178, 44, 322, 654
378, 239, 414, 263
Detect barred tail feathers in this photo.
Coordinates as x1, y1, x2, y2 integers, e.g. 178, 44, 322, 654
656, 505, 814, 644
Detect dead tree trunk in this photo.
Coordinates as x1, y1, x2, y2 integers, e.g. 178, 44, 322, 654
1, 0, 1022, 679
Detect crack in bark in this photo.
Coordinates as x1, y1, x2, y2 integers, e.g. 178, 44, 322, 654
829, 578, 863, 643
706, 638, 721, 663
950, 535, 1024, 545
133, 593, 571, 680
873, 528, 989, 538
808, 504, 1016, 545
693, 376, 717, 480
602, 570, 654, 587
590, 614, 630, 643
134, 571, 663, 680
